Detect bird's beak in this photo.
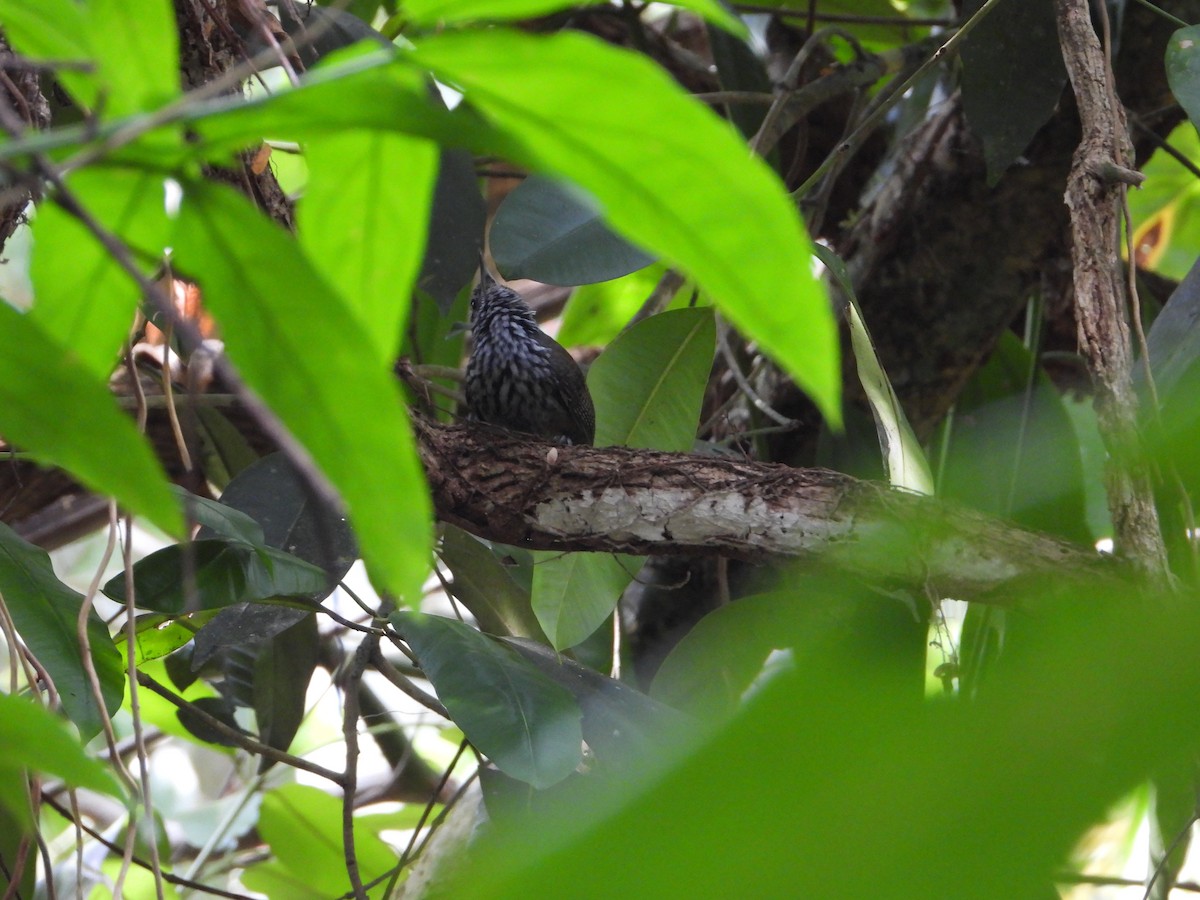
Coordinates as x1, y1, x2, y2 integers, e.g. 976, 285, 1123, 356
478, 247, 494, 288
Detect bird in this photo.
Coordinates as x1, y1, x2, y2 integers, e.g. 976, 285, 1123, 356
464, 258, 595, 446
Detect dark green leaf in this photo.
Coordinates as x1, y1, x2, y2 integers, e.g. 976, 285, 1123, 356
490, 175, 655, 285
1167, 25, 1200, 128
177, 696, 242, 747
0, 303, 183, 536
411, 30, 839, 426
273, 3, 391, 67
104, 541, 241, 614
191, 604, 310, 670
588, 308, 715, 451
176, 487, 265, 545
209, 452, 358, 593
420, 149, 488, 311
440, 525, 546, 640
103, 540, 327, 614
254, 614, 319, 769
502, 637, 693, 765
961, 0, 1067, 185
171, 181, 431, 603
392, 612, 582, 788
0, 522, 124, 742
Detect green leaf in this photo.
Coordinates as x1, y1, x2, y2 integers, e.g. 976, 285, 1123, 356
0, 303, 183, 536
0, 0, 97, 110
0, 692, 124, 801
86, 0, 180, 117
439, 525, 546, 640
816, 245, 932, 494
961, 0, 1067, 185
531, 552, 633, 652
30, 167, 172, 377
651, 594, 797, 718
588, 308, 715, 451
170, 180, 431, 603
402, 0, 746, 38
175, 487, 265, 545
119, 612, 217, 667
410, 30, 839, 426
300, 131, 439, 362
935, 333, 1089, 542
444, 583, 1200, 899
392, 612, 582, 788
254, 613, 319, 768
103, 540, 328, 614
1167, 25, 1200, 130
190, 49, 474, 160
556, 261, 681, 348
490, 175, 655, 285
242, 783, 396, 900
210, 452, 358, 593
0, 522, 124, 743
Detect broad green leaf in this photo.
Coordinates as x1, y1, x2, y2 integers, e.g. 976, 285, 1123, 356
170, 180, 431, 602
0, 692, 124, 801
242, 783, 395, 900
651, 594, 797, 718
0, 523, 124, 743
1167, 25, 1200, 130
392, 612, 582, 788
439, 525, 546, 640
491, 175, 655, 285
86, 0, 180, 117
402, 0, 746, 38
0, 303, 183, 536
1128, 122, 1200, 280
531, 552, 632, 651
444, 583, 1200, 899
119, 611, 217, 667
189, 49, 478, 160
31, 167, 172, 376
816, 245, 932, 494
300, 131, 439, 362
409, 30, 839, 426
588, 307, 715, 451
103, 540, 328, 614
0, 0, 97, 110
557, 261, 681, 348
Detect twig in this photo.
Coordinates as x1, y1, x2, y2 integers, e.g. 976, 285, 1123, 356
1052, 0, 1169, 577
41, 795, 259, 900
341, 634, 378, 900
135, 671, 347, 786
